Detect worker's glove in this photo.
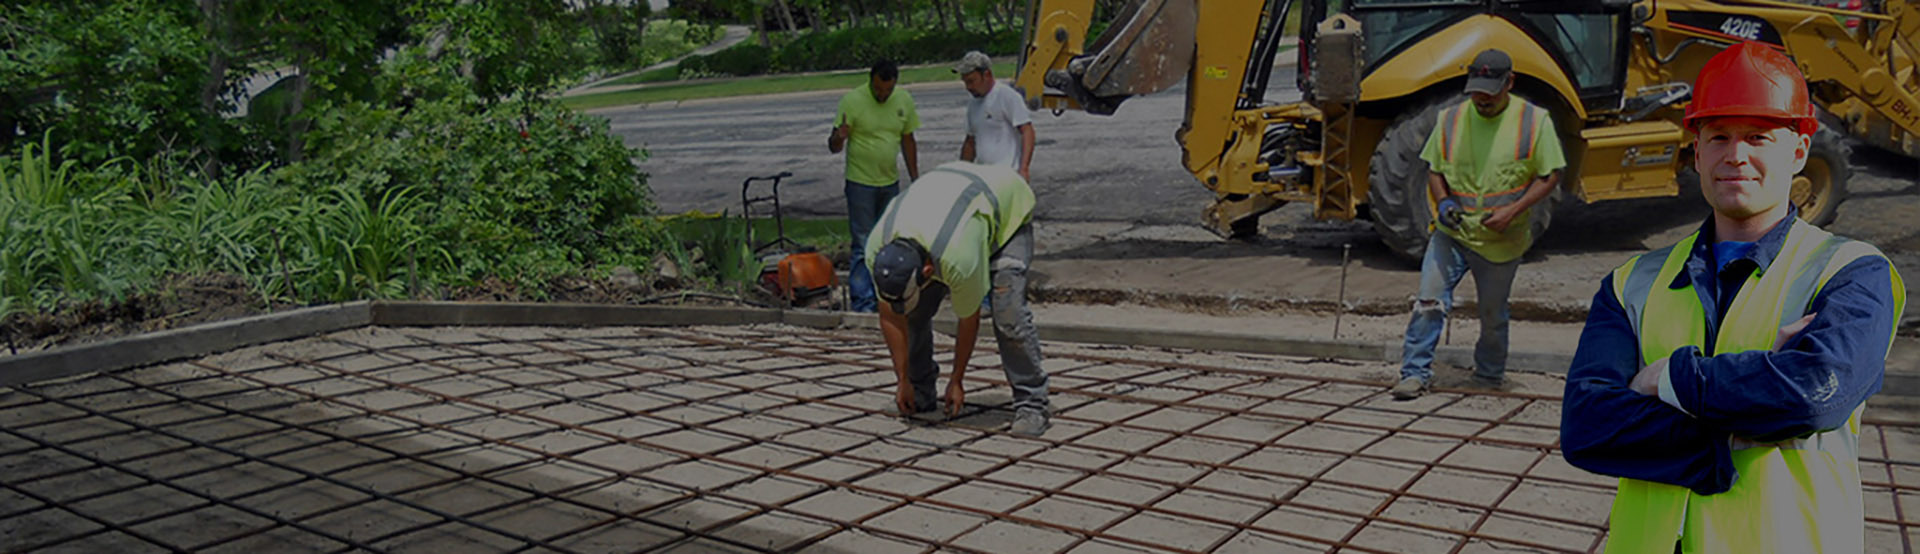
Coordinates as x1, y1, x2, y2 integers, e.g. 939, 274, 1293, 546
1436, 197, 1466, 230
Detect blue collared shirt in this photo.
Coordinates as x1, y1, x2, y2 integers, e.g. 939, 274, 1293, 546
1559, 210, 1900, 494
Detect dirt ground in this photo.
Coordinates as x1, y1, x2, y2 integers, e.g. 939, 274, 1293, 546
0, 274, 279, 355
1023, 144, 1920, 328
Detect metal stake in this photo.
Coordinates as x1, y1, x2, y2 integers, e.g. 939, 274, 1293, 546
408, 243, 420, 299
1336, 243, 1351, 340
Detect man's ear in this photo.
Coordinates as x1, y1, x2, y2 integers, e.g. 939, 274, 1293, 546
1790, 130, 1812, 174
921, 262, 935, 278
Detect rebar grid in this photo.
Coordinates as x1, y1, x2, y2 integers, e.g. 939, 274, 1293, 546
2, 324, 1916, 554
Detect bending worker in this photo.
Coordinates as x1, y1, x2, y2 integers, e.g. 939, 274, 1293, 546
1560, 41, 1904, 553
867, 161, 1050, 437
1391, 48, 1565, 399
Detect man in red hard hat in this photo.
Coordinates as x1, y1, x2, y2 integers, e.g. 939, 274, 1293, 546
1560, 41, 1904, 552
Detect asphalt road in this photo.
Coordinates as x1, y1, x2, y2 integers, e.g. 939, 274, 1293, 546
595, 73, 1255, 225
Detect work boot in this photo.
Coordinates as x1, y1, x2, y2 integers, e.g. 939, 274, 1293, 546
1010, 409, 1051, 437
1390, 376, 1428, 400
1468, 373, 1506, 390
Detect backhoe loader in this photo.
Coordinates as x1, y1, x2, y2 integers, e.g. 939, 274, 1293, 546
1017, 0, 1920, 260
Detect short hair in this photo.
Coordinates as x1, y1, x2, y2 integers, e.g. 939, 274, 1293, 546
870, 59, 899, 82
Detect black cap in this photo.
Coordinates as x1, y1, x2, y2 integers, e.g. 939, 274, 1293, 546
1464, 49, 1512, 95
872, 239, 925, 313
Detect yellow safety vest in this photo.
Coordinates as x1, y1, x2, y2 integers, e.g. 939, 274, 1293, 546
1431, 100, 1548, 263
1603, 218, 1906, 553
865, 162, 1037, 317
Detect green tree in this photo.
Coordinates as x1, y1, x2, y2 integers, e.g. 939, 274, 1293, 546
2, 0, 216, 164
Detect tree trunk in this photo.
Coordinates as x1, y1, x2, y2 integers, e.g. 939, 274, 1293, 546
198, 0, 231, 177
771, 0, 798, 33
806, 4, 823, 33
755, 7, 771, 48
934, 0, 949, 29
901, 1, 914, 27
953, 0, 968, 32
846, 0, 861, 27
284, 64, 310, 163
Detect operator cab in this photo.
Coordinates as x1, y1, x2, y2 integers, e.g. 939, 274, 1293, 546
1295, 0, 1631, 113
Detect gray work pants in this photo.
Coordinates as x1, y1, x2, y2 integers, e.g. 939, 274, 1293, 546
902, 223, 1049, 415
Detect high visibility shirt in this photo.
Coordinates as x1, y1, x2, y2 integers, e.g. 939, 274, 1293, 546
1419, 98, 1565, 263
1560, 210, 1905, 552
836, 83, 920, 187
865, 162, 1036, 318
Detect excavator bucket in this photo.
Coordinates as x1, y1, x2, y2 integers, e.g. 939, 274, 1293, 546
1050, 0, 1196, 113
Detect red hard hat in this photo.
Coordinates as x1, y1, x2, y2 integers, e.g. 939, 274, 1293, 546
1682, 41, 1818, 135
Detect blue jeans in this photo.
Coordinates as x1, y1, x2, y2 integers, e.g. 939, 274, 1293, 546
1400, 232, 1520, 383
846, 180, 900, 313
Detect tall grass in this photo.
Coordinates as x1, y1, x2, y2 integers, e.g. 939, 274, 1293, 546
287, 186, 442, 301
654, 214, 764, 291
0, 137, 447, 313
0, 135, 149, 308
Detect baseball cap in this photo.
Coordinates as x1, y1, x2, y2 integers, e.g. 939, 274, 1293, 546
953, 51, 992, 75
872, 239, 928, 314
1463, 49, 1512, 95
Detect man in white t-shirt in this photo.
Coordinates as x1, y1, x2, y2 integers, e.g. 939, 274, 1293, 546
954, 51, 1035, 180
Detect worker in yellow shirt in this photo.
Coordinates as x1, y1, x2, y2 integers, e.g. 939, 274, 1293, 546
830, 59, 920, 313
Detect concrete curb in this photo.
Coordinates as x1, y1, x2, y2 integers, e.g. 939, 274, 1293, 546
0, 302, 372, 388
370, 301, 782, 328
6, 301, 1914, 397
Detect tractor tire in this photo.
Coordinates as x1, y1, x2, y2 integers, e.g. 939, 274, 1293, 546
1366, 99, 1558, 263
1793, 126, 1852, 226
1367, 100, 1449, 262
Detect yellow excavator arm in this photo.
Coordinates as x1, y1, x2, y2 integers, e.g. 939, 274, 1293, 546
1015, 0, 1291, 236
1749, 0, 1920, 138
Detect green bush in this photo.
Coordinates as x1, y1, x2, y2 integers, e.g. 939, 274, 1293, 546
772, 26, 904, 73
0, 2, 697, 318
682, 26, 1022, 78
283, 91, 654, 291
681, 43, 774, 77
682, 22, 723, 45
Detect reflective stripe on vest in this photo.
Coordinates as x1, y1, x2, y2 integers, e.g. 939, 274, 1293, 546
1438, 102, 1542, 211
877, 167, 1000, 271
1602, 218, 1908, 553
923, 168, 1000, 261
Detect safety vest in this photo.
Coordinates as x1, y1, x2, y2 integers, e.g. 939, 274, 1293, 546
1430, 100, 1547, 263
1603, 218, 1907, 553
866, 162, 1036, 317
871, 162, 1035, 263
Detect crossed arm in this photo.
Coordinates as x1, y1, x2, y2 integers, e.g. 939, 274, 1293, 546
1558, 258, 1897, 494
